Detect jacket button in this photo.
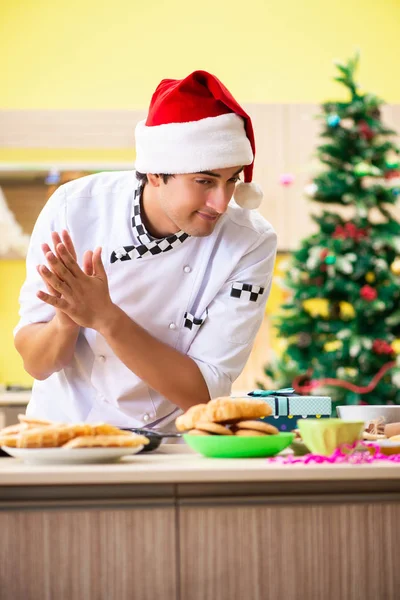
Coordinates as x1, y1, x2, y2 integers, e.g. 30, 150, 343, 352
143, 414, 150, 422
98, 355, 106, 362
169, 323, 177, 330
183, 265, 191, 273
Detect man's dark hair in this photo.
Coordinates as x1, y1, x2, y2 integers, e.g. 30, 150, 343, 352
136, 172, 175, 185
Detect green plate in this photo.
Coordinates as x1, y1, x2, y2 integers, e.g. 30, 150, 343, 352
183, 432, 294, 458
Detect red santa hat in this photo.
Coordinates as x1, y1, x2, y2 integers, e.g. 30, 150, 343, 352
134, 70, 263, 209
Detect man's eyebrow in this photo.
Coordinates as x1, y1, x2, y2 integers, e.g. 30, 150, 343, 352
196, 168, 244, 178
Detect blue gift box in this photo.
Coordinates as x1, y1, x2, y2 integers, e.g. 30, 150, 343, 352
232, 388, 332, 432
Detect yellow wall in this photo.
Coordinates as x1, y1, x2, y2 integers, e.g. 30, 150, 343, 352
1, 0, 399, 384
1, 0, 400, 109
0, 261, 32, 386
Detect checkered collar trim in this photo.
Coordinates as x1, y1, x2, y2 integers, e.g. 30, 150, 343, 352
111, 184, 190, 263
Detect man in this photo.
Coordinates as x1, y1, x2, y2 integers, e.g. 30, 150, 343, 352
14, 70, 277, 429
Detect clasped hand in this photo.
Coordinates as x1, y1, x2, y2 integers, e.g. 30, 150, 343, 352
37, 230, 115, 330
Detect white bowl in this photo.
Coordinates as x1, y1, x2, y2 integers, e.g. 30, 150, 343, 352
336, 405, 400, 426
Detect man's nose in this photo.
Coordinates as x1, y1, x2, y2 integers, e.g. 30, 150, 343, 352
205, 186, 231, 213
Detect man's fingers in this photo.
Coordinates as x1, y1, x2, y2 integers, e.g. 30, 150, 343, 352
36, 290, 70, 312
45, 250, 77, 284
83, 250, 94, 276
36, 265, 61, 298
38, 265, 74, 301
51, 232, 62, 250
56, 243, 83, 278
61, 230, 77, 261
92, 248, 106, 278
41, 243, 51, 256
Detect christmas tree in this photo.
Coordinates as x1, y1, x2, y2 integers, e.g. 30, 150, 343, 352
264, 53, 400, 410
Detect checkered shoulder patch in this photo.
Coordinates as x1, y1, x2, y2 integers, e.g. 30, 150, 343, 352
184, 311, 207, 330
230, 282, 265, 302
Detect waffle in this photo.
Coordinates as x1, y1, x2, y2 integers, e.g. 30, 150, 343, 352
17, 424, 95, 448
0, 434, 19, 447
17, 415, 53, 427
63, 434, 148, 449
0, 422, 30, 436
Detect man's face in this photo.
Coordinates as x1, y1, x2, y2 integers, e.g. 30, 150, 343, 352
152, 166, 243, 237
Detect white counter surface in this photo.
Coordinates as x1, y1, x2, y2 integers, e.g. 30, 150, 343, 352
0, 445, 399, 486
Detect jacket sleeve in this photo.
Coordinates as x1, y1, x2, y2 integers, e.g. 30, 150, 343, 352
187, 227, 277, 398
13, 186, 68, 336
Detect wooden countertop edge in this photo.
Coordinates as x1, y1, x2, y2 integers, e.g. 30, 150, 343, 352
0, 453, 400, 486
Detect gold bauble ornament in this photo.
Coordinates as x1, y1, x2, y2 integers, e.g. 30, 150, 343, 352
390, 259, 400, 276
365, 272, 376, 283
324, 340, 343, 352
392, 339, 400, 355
339, 301, 355, 319
302, 298, 329, 318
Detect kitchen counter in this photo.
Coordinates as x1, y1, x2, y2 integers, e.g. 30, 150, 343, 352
1, 445, 399, 600
0, 391, 31, 405
0, 444, 400, 489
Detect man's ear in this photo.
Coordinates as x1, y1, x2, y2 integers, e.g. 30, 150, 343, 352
147, 174, 162, 187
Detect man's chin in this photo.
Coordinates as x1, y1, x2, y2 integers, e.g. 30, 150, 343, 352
184, 214, 219, 237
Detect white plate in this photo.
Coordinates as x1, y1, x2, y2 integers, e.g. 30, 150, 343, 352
1, 445, 144, 465
367, 439, 400, 449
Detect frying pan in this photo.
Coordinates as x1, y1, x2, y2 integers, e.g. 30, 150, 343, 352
120, 428, 181, 452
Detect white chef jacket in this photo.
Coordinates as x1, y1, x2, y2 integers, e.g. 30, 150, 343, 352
14, 170, 277, 429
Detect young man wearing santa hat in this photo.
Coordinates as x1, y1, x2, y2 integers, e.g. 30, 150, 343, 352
14, 71, 277, 429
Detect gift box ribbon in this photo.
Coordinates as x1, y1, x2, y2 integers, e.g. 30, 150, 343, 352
248, 388, 296, 417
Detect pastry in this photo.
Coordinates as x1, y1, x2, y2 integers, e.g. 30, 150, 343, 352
187, 429, 212, 435
195, 422, 233, 435
175, 404, 208, 431
63, 434, 148, 448
204, 397, 272, 423
389, 435, 400, 442
234, 420, 279, 435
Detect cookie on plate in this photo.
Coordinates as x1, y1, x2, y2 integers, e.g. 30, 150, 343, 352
195, 422, 233, 435
235, 429, 268, 437
234, 420, 279, 435
187, 429, 212, 436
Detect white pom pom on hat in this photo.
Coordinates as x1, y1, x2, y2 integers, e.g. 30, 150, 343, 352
135, 70, 263, 210
233, 182, 263, 210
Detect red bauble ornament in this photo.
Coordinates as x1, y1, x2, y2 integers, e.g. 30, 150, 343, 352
372, 339, 394, 355
360, 285, 377, 301
358, 120, 374, 141
385, 169, 400, 180
320, 249, 329, 259
332, 222, 368, 241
